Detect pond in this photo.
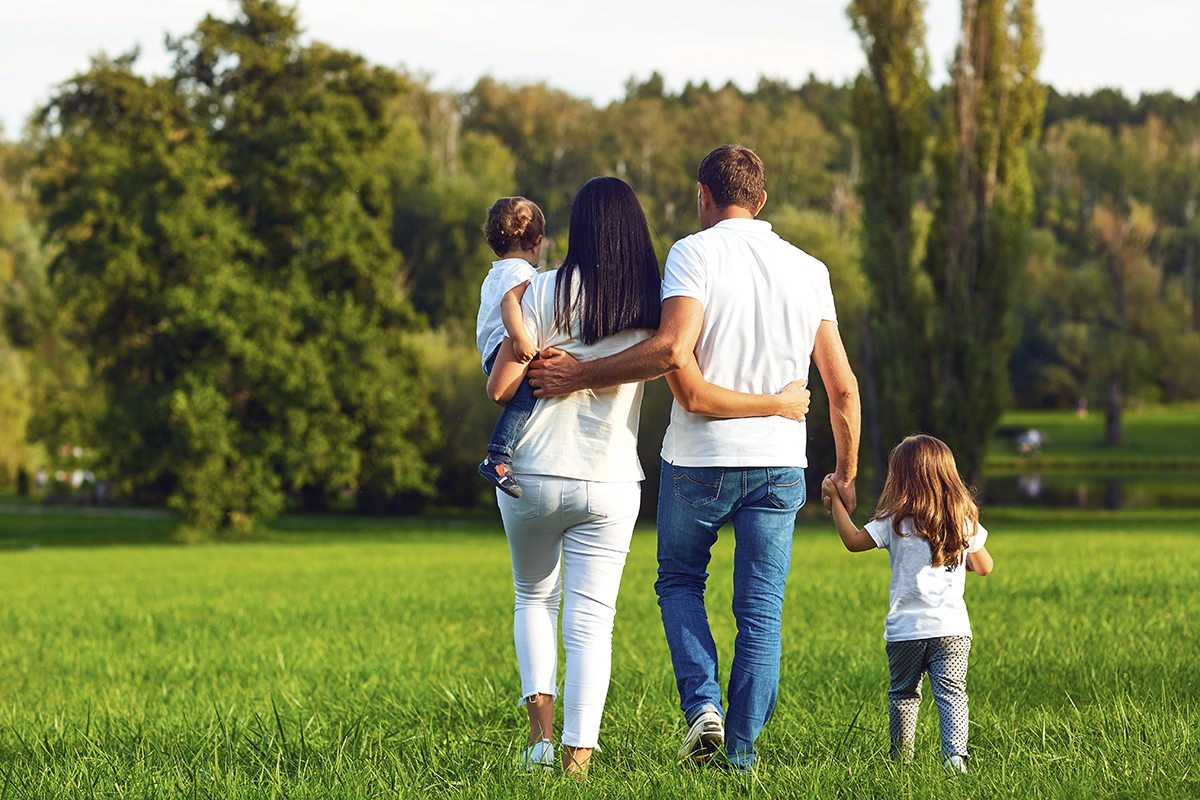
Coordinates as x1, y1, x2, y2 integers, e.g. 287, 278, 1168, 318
982, 471, 1200, 509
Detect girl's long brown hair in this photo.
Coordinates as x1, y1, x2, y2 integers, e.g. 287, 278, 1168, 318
873, 435, 979, 568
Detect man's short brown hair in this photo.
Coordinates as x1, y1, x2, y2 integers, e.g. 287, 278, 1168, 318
697, 145, 765, 212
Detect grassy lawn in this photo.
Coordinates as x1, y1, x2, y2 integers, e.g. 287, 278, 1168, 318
988, 403, 1200, 468
1, 507, 1197, 798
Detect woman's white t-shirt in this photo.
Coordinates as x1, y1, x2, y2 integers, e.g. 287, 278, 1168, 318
511, 270, 652, 483
865, 516, 989, 642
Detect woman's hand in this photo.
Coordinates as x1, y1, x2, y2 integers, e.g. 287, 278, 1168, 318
777, 380, 810, 422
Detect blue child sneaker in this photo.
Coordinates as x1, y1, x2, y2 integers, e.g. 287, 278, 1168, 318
479, 452, 522, 498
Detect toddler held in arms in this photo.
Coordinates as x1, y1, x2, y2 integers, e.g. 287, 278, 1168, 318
822, 434, 994, 773
475, 197, 545, 498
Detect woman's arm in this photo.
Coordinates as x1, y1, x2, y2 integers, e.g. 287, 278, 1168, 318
664, 357, 810, 421
487, 338, 529, 404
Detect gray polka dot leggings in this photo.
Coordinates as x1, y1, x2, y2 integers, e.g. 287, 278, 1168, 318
886, 636, 971, 761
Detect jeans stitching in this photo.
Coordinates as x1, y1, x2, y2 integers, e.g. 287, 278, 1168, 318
765, 467, 805, 509
673, 467, 723, 508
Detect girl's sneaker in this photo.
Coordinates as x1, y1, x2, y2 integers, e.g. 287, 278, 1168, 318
944, 754, 968, 774
479, 452, 522, 498
517, 738, 555, 772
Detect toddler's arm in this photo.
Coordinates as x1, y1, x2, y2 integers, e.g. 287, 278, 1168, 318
821, 476, 875, 552
965, 545, 993, 576
486, 338, 528, 405
501, 282, 538, 363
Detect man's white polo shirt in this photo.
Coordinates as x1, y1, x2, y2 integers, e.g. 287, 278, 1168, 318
660, 218, 838, 468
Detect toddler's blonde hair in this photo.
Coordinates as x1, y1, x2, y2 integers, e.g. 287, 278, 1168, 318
483, 197, 545, 257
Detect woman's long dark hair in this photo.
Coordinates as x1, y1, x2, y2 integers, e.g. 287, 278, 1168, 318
554, 177, 661, 344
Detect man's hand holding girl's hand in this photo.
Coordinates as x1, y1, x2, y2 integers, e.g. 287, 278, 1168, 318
821, 475, 840, 516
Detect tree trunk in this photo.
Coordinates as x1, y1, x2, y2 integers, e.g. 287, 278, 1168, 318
861, 308, 886, 498
1105, 378, 1123, 445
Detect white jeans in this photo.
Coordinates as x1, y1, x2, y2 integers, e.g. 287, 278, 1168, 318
498, 474, 640, 749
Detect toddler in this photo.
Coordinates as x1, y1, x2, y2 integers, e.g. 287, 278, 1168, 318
822, 434, 994, 773
475, 197, 544, 498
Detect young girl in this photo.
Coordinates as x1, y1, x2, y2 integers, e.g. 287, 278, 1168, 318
475, 197, 545, 498
822, 434, 994, 773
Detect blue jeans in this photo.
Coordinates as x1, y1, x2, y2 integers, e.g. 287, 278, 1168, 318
655, 459, 806, 771
483, 343, 537, 457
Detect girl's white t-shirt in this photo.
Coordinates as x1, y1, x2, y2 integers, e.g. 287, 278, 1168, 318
865, 516, 989, 642
476, 258, 539, 369
510, 270, 652, 483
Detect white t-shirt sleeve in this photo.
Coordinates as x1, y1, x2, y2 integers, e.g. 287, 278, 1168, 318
521, 275, 549, 350
865, 517, 891, 549
662, 237, 706, 304
967, 521, 989, 552
815, 262, 838, 324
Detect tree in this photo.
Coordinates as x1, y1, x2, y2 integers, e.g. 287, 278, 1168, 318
922, 0, 1045, 481
0, 136, 48, 488
1017, 108, 1200, 422
847, 0, 934, 488
35, 1, 437, 532
1091, 200, 1159, 443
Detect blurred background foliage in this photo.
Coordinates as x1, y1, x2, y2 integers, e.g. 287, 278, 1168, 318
0, 0, 1196, 532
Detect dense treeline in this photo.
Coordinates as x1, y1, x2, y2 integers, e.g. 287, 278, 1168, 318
1, 0, 1197, 528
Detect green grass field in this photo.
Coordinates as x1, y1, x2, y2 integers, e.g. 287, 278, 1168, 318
1, 507, 1198, 798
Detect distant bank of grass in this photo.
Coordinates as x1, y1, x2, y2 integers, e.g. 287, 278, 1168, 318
1, 507, 1197, 798
988, 403, 1200, 469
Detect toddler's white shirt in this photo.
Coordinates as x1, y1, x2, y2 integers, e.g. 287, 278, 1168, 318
476, 257, 539, 369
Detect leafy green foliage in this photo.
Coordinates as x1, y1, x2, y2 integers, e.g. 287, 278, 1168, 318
5, 0, 1200, 510
0, 138, 59, 487
848, 0, 935, 486
919, 0, 1045, 482
33, 1, 437, 530
1017, 111, 1200, 436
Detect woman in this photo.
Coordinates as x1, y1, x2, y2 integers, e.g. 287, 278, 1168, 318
487, 177, 808, 775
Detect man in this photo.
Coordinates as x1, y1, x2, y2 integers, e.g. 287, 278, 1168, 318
527, 145, 860, 771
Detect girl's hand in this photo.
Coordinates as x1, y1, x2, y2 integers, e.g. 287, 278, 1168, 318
821, 475, 840, 510
777, 380, 810, 422
821, 476, 834, 497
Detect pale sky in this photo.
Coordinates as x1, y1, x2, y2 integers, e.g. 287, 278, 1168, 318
2, 0, 1198, 136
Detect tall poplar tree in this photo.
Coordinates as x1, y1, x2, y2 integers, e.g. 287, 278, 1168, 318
924, 0, 1045, 481
847, 0, 933, 488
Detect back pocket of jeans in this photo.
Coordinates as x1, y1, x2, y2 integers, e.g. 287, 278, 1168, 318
672, 466, 723, 508
512, 481, 542, 520
765, 467, 805, 509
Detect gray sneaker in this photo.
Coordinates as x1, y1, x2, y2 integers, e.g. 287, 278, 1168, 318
679, 711, 724, 762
